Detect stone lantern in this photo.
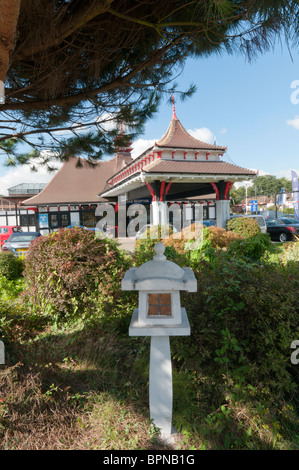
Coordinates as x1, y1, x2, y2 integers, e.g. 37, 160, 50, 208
121, 242, 197, 437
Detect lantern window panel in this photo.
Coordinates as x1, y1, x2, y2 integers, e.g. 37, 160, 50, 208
147, 293, 172, 317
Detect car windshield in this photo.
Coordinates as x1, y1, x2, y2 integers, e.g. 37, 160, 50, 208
280, 218, 298, 224
266, 220, 282, 226
8, 234, 38, 242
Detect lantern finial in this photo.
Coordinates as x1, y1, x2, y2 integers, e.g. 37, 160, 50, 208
153, 242, 166, 261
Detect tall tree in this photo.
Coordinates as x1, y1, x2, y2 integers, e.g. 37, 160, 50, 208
0, 0, 21, 86
0, 0, 298, 167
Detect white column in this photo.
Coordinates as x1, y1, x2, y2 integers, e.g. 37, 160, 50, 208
149, 336, 173, 435
159, 201, 168, 226
216, 199, 230, 228
151, 200, 160, 225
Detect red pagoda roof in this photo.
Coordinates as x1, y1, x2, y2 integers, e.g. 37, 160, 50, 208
156, 113, 226, 151
143, 159, 256, 176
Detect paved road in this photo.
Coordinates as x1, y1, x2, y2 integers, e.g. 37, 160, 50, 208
117, 237, 136, 252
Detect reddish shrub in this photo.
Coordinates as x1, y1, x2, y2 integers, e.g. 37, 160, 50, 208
23, 228, 131, 324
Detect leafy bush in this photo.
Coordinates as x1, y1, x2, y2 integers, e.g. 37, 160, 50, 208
134, 225, 186, 266
205, 225, 243, 249
133, 234, 299, 447
175, 256, 299, 408
0, 252, 24, 280
227, 233, 273, 261
22, 228, 132, 325
226, 217, 261, 237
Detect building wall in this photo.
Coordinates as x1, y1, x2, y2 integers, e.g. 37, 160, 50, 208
0, 208, 38, 231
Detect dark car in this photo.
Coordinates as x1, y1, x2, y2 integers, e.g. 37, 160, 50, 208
278, 217, 299, 229
265, 219, 299, 242
1, 232, 42, 256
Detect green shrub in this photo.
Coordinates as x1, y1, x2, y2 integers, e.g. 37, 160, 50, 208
226, 217, 261, 237
22, 227, 132, 325
0, 252, 24, 279
227, 233, 273, 261
134, 225, 185, 266
175, 256, 299, 409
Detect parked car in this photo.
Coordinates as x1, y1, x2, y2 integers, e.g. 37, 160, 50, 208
278, 217, 299, 229
0, 226, 22, 247
1, 231, 42, 256
265, 219, 299, 242
202, 220, 217, 227
66, 225, 104, 233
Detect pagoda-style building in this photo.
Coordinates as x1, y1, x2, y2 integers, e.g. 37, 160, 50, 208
100, 101, 256, 229
22, 101, 256, 234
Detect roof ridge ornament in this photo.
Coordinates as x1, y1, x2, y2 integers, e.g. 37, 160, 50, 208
172, 93, 177, 120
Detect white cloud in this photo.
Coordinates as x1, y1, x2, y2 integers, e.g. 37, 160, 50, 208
252, 169, 269, 176
131, 138, 156, 159
188, 127, 214, 144
0, 156, 62, 196
95, 113, 120, 132
286, 116, 299, 130
220, 128, 228, 134
273, 169, 299, 180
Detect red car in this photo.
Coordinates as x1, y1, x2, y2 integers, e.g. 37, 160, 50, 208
0, 226, 22, 247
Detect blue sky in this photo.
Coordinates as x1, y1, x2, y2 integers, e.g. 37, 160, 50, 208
0, 41, 298, 195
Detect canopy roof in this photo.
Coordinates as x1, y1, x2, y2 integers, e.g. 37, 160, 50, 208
156, 113, 226, 151
22, 154, 131, 205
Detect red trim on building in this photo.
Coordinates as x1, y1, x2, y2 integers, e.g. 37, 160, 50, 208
165, 182, 172, 195
160, 181, 166, 201
145, 182, 156, 201
210, 182, 219, 200
206, 153, 210, 160
224, 181, 234, 200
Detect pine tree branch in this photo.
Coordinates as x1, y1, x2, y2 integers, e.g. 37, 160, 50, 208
15, 0, 114, 59
3, 37, 179, 111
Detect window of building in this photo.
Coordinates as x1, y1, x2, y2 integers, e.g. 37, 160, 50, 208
82, 210, 96, 228
49, 213, 59, 228
49, 212, 70, 229
20, 214, 36, 226
60, 213, 69, 227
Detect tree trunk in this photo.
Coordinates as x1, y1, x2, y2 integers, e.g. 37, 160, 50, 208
0, 0, 21, 84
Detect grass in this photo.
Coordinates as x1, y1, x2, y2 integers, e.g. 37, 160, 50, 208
0, 314, 180, 450
1, 308, 298, 450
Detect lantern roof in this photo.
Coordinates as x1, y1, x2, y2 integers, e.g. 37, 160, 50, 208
122, 243, 197, 292
135, 243, 184, 281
